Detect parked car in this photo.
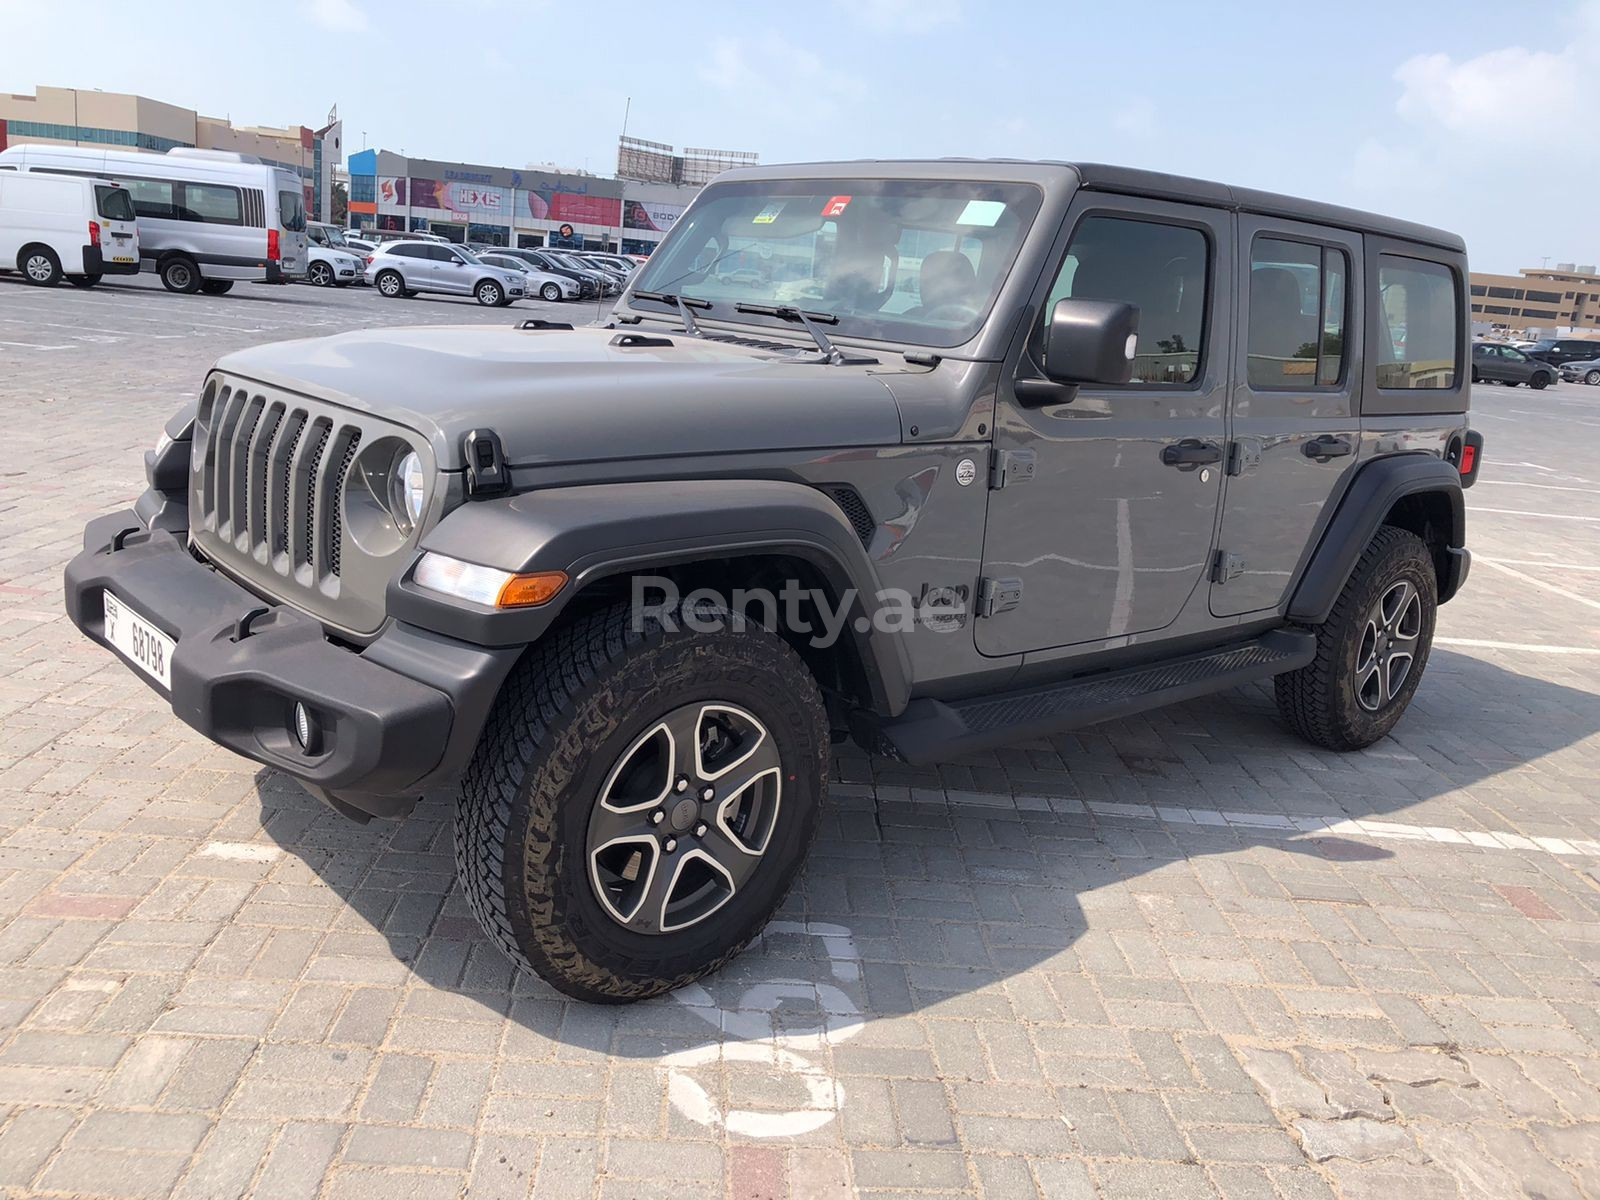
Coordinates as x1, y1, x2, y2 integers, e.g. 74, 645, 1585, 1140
0, 171, 139, 287
546, 250, 619, 295
1471, 341, 1556, 388
571, 253, 632, 289
495, 247, 599, 299
1559, 357, 1600, 385
304, 241, 364, 287
365, 240, 525, 305
0, 145, 306, 292
478, 252, 581, 302
309, 222, 371, 280
70, 158, 1480, 1003
1522, 337, 1600, 368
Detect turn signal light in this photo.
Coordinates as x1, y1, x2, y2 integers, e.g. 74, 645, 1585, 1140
496, 572, 568, 608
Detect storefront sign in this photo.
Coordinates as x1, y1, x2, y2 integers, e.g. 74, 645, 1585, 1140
624, 199, 686, 233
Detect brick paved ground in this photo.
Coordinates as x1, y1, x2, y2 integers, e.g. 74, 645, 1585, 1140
1, 273, 1598, 1198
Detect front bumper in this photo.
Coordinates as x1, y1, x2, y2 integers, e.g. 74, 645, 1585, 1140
64, 510, 521, 819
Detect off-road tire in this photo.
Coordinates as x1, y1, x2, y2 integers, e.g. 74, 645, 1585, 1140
1275, 526, 1437, 751
455, 600, 828, 1002
159, 255, 201, 294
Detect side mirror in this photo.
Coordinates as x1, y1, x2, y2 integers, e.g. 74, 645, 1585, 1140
1041, 298, 1140, 386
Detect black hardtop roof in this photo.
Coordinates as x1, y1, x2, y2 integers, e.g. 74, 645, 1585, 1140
718, 159, 1465, 254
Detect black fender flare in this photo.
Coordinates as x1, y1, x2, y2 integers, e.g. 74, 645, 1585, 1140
1287, 453, 1466, 625
386, 479, 913, 716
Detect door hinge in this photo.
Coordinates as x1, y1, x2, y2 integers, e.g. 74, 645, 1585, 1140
1211, 551, 1245, 584
1226, 439, 1262, 477
989, 448, 1036, 489
977, 576, 1023, 617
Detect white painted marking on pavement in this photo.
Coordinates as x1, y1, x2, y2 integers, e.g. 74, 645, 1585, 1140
1437, 637, 1600, 655
1471, 508, 1600, 522
1477, 558, 1600, 613
198, 842, 282, 862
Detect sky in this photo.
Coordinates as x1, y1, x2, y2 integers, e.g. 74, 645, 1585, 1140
2, 0, 1595, 272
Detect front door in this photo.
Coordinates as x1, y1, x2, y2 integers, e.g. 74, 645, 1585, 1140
977, 195, 1232, 657
433, 244, 471, 293
1210, 218, 1363, 617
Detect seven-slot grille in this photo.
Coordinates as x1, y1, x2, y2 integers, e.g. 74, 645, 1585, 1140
192, 379, 362, 586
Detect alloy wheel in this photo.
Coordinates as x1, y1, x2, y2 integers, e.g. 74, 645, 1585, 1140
587, 702, 783, 934
1354, 579, 1422, 712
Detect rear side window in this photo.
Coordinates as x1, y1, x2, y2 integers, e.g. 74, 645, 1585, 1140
278, 189, 306, 232
1376, 256, 1459, 389
180, 184, 242, 225
94, 185, 136, 223
123, 177, 177, 220
1247, 237, 1348, 389
390, 244, 424, 259
1040, 215, 1210, 385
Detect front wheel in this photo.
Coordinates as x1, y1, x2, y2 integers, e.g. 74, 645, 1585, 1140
1585, 370, 1600, 385
1275, 526, 1437, 751
20, 247, 62, 286
160, 256, 202, 294
308, 261, 335, 287
475, 279, 504, 307
1530, 372, 1551, 390
455, 601, 827, 1002
541, 282, 562, 302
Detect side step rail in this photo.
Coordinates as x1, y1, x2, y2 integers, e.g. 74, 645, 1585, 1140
860, 629, 1315, 764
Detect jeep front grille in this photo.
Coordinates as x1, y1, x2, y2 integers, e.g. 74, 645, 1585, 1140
190, 375, 423, 637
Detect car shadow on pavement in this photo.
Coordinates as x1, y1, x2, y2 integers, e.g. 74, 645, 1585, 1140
253, 646, 1600, 1049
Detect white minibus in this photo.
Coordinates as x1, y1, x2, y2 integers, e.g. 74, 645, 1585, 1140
0, 171, 139, 287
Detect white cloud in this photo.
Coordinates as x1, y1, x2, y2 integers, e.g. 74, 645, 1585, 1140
696, 34, 867, 119
1393, 48, 1580, 133
302, 0, 368, 32
840, 0, 962, 30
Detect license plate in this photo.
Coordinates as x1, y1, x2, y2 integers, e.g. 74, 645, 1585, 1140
102, 591, 174, 689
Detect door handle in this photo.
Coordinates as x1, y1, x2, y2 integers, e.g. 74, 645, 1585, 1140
1302, 435, 1354, 461
1161, 439, 1223, 467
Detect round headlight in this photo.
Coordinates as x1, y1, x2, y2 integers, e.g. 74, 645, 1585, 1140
389, 450, 426, 530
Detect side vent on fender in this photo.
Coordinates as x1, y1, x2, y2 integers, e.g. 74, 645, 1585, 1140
819, 485, 875, 547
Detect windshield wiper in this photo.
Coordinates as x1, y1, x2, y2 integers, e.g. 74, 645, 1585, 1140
734, 303, 876, 365
631, 290, 711, 336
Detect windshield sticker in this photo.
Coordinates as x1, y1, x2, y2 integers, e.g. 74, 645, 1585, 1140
956, 199, 1006, 227
821, 195, 852, 218
752, 203, 785, 225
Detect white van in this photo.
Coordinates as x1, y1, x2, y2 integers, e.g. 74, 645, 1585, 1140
0, 171, 139, 287
0, 145, 308, 294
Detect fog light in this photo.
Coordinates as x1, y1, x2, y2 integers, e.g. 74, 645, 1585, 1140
292, 702, 320, 754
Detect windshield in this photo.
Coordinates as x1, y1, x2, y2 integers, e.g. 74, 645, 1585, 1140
551, 253, 589, 272
94, 185, 135, 223
315, 225, 349, 247
453, 247, 484, 265
278, 189, 307, 232
631, 177, 1043, 347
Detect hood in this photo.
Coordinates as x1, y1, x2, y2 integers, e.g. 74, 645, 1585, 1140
213, 324, 906, 470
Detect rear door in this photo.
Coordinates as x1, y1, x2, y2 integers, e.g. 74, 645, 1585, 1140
1210, 217, 1361, 617
93, 184, 139, 266
977, 195, 1231, 656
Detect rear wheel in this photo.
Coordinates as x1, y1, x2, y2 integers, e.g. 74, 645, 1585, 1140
475, 279, 504, 307
1275, 526, 1437, 751
199, 280, 234, 295
67, 273, 102, 288
159, 256, 201, 294
375, 270, 405, 298
20, 246, 62, 286
455, 601, 827, 1002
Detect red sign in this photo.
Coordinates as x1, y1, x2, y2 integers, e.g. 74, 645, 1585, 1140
546, 192, 621, 226
822, 195, 852, 218
0, 119, 7, 152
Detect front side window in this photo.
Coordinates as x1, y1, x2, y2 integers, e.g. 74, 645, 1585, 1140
1037, 215, 1210, 385
278, 188, 306, 232
180, 183, 242, 224
94, 185, 135, 222
633, 178, 1043, 348
1246, 237, 1348, 389
1377, 256, 1459, 389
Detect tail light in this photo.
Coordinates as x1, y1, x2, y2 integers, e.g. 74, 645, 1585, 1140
365, 254, 373, 266
1458, 443, 1476, 476
267, 229, 280, 262
88, 220, 101, 248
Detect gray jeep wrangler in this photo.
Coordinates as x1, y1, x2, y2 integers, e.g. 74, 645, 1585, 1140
66, 160, 1482, 1001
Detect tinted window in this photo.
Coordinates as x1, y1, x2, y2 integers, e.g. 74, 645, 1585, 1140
1246, 238, 1348, 389
94, 185, 135, 222
390, 244, 425, 259
1376, 257, 1459, 389
123, 177, 177, 220
278, 189, 306, 232
1039, 215, 1210, 385
180, 183, 241, 224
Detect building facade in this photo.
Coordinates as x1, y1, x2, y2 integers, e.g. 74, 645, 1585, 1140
1469, 263, 1600, 337
0, 86, 341, 222
345, 149, 700, 255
